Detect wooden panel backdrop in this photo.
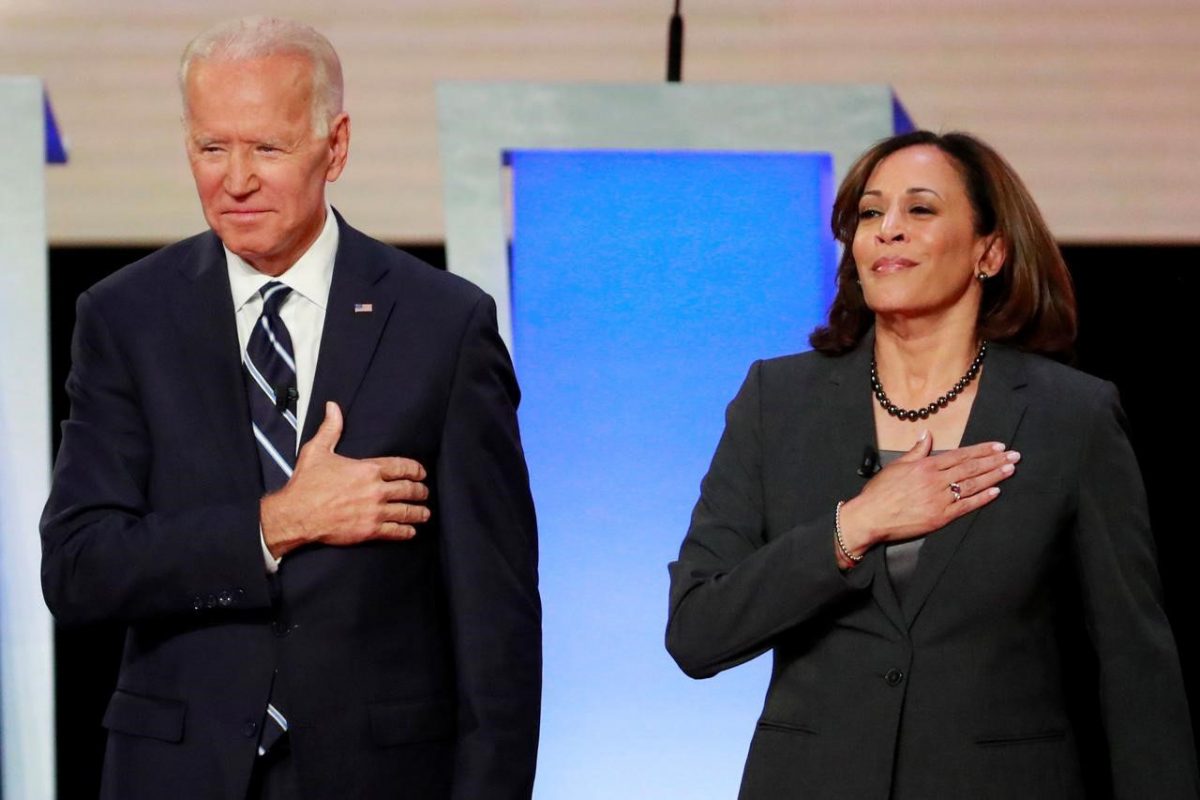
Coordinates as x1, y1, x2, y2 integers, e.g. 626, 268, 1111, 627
1, 0, 1197, 244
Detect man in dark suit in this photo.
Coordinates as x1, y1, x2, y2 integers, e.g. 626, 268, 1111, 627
40, 16, 540, 799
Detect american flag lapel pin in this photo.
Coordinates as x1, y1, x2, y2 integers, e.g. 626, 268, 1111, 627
354, 302, 374, 314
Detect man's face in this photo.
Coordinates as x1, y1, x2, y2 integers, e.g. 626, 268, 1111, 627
184, 53, 348, 276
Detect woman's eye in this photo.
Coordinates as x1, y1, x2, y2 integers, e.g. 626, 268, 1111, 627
910, 205, 934, 215
857, 208, 881, 220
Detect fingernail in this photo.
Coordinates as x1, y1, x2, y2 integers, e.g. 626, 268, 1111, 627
989, 487, 1001, 496
991, 442, 1005, 452
918, 430, 929, 442
1006, 451, 1021, 462
1001, 463, 1015, 475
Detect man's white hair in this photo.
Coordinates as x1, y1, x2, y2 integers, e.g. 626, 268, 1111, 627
179, 16, 343, 137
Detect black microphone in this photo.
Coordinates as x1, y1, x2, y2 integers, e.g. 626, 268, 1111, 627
275, 385, 298, 414
857, 445, 879, 477
666, 0, 684, 82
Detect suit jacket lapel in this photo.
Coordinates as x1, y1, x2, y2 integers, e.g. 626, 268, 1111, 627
824, 336, 908, 637
168, 232, 261, 491
899, 343, 1030, 626
301, 215, 396, 445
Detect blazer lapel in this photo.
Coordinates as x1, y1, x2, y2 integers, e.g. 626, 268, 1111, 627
301, 216, 396, 445
823, 337, 907, 637
899, 343, 1030, 626
167, 232, 260, 491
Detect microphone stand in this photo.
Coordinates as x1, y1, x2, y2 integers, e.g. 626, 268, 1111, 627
667, 0, 684, 82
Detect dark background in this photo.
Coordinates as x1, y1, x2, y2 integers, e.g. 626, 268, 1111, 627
46, 243, 1197, 799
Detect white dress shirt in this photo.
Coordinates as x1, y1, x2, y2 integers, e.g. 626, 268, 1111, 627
225, 205, 339, 571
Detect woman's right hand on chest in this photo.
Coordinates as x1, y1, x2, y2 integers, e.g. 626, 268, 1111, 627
835, 433, 1020, 565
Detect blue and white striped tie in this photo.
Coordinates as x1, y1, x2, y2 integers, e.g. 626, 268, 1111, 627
245, 281, 298, 493
258, 700, 289, 758
243, 281, 295, 757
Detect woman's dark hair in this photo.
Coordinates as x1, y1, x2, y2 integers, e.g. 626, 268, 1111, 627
809, 130, 1076, 357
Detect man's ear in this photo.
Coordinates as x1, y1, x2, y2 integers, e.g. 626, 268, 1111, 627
325, 112, 350, 183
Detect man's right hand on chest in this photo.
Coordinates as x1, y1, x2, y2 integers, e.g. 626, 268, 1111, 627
260, 401, 430, 559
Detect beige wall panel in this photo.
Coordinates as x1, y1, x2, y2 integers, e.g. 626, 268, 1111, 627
1, 1, 1197, 245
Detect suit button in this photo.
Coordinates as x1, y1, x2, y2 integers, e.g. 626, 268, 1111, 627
192, 596, 203, 611
884, 668, 904, 687
243, 721, 258, 738
205, 594, 218, 609
272, 620, 290, 637
218, 591, 233, 607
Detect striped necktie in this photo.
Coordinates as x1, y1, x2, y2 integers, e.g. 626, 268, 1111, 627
243, 280, 295, 756
244, 281, 298, 492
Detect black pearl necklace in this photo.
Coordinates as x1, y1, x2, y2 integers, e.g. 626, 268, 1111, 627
870, 341, 988, 422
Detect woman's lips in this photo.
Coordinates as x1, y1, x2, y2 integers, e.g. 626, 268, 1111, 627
872, 257, 917, 273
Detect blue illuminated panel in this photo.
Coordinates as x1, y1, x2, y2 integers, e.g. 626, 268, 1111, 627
509, 150, 836, 798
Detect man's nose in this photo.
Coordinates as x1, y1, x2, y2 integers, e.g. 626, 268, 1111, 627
223, 151, 259, 197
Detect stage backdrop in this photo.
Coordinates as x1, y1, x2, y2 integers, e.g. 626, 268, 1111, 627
0, 77, 56, 800
4, 0, 1196, 245
508, 149, 836, 797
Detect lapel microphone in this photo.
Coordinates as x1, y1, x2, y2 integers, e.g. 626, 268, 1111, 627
275, 385, 298, 414
857, 445, 880, 477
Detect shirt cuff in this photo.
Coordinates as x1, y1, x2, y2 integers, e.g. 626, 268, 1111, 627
260, 526, 281, 574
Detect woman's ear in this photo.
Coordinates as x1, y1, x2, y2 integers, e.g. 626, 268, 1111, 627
976, 234, 1007, 279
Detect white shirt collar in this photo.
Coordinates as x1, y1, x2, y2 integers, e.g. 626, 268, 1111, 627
226, 204, 339, 311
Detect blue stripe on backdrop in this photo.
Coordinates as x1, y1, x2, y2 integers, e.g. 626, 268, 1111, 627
508, 150, 837, 799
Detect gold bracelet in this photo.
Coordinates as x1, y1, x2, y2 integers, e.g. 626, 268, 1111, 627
835, 500, 863, 564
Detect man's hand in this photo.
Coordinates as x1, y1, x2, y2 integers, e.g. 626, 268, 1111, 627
261, 402, 430, 559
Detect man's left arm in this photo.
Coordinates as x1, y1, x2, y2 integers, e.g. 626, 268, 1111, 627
436, 294, 541, 799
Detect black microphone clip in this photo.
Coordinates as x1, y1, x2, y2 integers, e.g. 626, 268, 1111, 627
275, 385, 298, 414
857, 445, 880, 478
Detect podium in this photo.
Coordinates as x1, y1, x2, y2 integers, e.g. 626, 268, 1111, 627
438, 84, 911, 797
0, 77, 57, 800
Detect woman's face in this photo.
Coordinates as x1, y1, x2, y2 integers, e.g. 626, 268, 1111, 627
852, 144, 1001, 322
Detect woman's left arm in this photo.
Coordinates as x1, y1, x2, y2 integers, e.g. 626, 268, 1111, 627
1073, 381, 1199, 798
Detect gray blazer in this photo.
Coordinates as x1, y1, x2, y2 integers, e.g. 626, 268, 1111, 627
667, 337, 1197, 799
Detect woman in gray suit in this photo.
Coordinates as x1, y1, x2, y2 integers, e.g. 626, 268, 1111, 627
666, 130, 1197, 799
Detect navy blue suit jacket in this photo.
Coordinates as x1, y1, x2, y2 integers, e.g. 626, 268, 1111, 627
42, 215, 541, 799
